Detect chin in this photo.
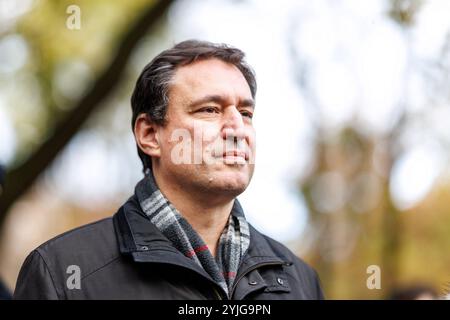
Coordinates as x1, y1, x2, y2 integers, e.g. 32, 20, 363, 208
208, 170, 252, 194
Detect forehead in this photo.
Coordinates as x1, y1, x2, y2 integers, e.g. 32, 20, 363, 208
169, 58, 252, 103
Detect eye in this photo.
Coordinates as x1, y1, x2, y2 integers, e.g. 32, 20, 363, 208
240, 110, 253, 119
199, 106, 220, 114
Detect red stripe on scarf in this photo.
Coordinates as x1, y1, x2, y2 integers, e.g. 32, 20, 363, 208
222, 271, 237, 278
186, 245, 209, 257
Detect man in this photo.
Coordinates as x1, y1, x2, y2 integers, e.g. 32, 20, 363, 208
14, 40, 324, 299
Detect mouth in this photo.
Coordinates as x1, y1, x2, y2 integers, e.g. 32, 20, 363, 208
215, 150, 248, 164
223, 150, 247, 159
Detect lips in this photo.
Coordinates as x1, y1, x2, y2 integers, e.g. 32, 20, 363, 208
222, 150, 248, 160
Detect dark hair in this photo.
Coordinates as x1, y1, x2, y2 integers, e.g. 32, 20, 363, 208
130, 39, 257, 173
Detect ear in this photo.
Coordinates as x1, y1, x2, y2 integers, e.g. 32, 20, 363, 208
134, 113, 161, 158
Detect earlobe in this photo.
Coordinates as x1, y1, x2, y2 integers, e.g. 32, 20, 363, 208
134, 114, 161, 158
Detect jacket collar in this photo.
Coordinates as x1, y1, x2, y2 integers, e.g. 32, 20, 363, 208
113, 195, 292, 277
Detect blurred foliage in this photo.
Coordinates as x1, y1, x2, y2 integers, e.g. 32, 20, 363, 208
389, 0, 424, 26
293, 0, 450, 299
0, 0, 173, 220
18, 0, 151, 68
8, 0, 153, 165
300, 126, 450, 298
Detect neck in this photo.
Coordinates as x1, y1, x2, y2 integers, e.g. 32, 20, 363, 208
152, 169, 234, 257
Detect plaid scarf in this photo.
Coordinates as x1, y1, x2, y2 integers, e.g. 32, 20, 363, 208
135, 172, 250, 298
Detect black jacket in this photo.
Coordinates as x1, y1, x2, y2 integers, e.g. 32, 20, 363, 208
14, 195, 324, 300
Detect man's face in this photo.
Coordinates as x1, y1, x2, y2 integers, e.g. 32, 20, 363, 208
155, 58, 256, 199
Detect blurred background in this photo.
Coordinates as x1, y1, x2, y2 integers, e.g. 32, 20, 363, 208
0, 0, 449, 299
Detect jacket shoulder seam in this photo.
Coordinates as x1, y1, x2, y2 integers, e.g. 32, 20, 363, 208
80, 256, 122, 281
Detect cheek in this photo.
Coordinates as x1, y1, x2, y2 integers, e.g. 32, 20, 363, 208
160, 122, 221, 163
159, 125, 192, 161
247, 128, 256, 147
195, 123, 222, 150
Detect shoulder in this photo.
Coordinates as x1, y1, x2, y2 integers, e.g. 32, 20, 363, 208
33, 218, 118, 282
36, 216, 120, 269
15, 217, 120, 299
36, 217, 116, 253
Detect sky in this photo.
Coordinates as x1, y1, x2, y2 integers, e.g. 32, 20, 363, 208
1, 0, 450, 243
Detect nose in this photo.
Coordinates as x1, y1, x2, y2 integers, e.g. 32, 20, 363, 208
221, 106, 246, 141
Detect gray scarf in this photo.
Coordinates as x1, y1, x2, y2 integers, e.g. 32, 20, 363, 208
135, 172, 250, 298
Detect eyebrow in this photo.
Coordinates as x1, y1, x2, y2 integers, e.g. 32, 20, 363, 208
188, 94, 255, 109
